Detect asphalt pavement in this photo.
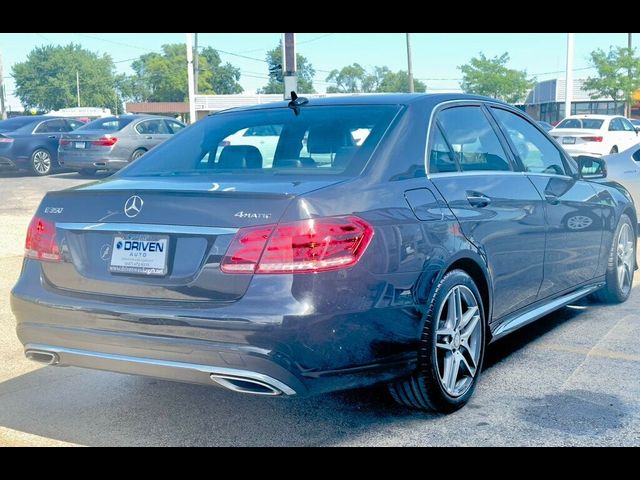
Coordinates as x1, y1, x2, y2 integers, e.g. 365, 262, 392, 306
0, 170, 638, 446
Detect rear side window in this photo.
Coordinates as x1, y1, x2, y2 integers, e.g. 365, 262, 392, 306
120, 105, 401, 177
429, 126, 457, 173
136, 119, 170, 135
166, 120, 185, 134
78, 117, 134, 132
609, 118, 624, 131
491, 108, 567, 176
436, 106, 512, 172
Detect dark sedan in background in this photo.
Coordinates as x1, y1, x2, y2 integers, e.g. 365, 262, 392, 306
58, 114, 186, 175
11, 94, 637, 413
0, 116, 85, 175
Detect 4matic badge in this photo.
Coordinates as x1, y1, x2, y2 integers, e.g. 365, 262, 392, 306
234, 211, 272, 220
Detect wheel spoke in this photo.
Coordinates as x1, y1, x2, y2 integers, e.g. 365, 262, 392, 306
453, 287, 463, 329
436, 327, 455, 351
442, 351, 460, 393
458, 305, 479, 332
459, 347, 478, 377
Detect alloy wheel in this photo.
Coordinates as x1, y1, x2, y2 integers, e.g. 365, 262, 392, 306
435, 285, 483, 397
616, 223, 634, 295
32, 150, 51, 175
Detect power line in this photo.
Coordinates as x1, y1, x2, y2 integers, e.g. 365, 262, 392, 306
75, 33, 155, 52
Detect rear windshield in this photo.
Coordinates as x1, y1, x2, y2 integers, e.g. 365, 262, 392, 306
120, 105, 401, 177
77, 117, 134, 132
0, 116, 37, 131
556, 118, 604, 129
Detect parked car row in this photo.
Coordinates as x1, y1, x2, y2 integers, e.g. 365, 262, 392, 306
0, 114, 185, 176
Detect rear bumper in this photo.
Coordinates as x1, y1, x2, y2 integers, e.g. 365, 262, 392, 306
11, 264, 419, 396
562, 144, 608, 158
59, 152, 128, 171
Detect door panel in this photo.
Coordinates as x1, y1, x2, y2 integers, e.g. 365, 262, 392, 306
527, 175, 603, 297
431, 174, 546, 319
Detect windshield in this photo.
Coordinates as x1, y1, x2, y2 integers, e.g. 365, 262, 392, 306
556, 118, 604, 129
77, 117, 134, 132
120, 105, 402, 178
0, 117, 38, 131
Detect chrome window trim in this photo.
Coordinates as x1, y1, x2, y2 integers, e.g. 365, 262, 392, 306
56, 222, 237, 236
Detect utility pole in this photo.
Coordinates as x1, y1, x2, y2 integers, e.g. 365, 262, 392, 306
406, 33, 414, 93
627, 33, 633, 117
76, 70, 80, 107
185, 33, 196, 124
0, 50, 6, 120
564, 33, 574, 119
194, 33, 199, 95
282, 33, 297, 99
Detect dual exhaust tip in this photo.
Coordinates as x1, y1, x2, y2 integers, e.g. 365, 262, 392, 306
25, 349, 285, 396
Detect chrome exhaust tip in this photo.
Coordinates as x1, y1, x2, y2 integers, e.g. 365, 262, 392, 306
210, 374, 283, 396
25, 350, 59, 366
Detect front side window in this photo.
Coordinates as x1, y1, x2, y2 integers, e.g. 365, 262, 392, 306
66, 119, 84, 130
620, 118, 635, 132
436, 106, 512, 172
166, 120, 185, 134
609, 118, 624, 131
34, 119, 67, 133
491, 108, 568, 176
120, 105, 401, 177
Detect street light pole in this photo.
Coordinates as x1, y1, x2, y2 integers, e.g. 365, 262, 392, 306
185, 33, 196, 124
564, 33, 574, 119
76, 71, 80, 107
406, 33, 414, 93
627, 33, 633, 117
194, 33, 199, 95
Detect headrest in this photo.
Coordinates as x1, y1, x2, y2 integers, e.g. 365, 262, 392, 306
307, 124, 351, 154
217, 145, 263, 169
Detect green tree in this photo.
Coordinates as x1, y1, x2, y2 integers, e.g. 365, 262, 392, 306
199, 47, 243, 95
12, 43, 121, 111
259, 40, 316, 94
325, 64, 425, 93
121, 44, 243, 102
583, 46, 640, 116
459, 52, 534, 103
376, 69, 426, 93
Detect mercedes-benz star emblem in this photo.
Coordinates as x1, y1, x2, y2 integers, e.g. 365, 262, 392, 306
124, 195, 144, 218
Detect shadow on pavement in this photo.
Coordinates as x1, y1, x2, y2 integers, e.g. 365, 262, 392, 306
0, 303, 591, 446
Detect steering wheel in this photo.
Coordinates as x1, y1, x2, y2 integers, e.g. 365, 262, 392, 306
542, 164, 564, 175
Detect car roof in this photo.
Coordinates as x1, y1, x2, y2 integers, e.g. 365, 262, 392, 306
213, 93, 512, 114
561, 114, 621, 120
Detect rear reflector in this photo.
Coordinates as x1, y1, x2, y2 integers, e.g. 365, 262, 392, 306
221, 216, 374, 274
581, 136, 603, 142
25, 216, 61, 262
91, 136, 118, 146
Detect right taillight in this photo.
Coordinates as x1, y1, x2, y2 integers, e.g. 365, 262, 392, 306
221, 216, 374, 274
91, 136, 118, 146
582, 136, 603, 142
24, 216, 61, 262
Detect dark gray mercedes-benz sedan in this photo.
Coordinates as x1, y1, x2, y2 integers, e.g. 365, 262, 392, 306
11, 94, 637, 413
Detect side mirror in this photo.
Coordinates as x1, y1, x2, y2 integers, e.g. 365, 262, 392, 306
577, 155, 607, 180
635, 126, 640, 134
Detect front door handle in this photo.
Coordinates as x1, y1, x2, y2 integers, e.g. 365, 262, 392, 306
465, 191, 491, 208
146, 136, 153, 140
48, 135, 56, 139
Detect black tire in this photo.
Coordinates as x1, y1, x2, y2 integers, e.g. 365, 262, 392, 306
78, 169, 97, 176
388, 269, 486, 413
591, 214, 635, 303
610, 146, 619, 154
130, 148, 147, 162
29, 148, 52, 176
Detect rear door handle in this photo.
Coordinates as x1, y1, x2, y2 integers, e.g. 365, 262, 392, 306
544, 192, 560, 205
465, 191, 491, 208
146, 136, 153, 140
48, 135, 56, 139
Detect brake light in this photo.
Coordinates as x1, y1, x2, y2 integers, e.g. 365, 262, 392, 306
582, 136, 603, 142
91, 136, 118, 146
59, 139, 71, 145
0, 136, 14, 143
25, 216, 61, 262
221, 216, 374, 274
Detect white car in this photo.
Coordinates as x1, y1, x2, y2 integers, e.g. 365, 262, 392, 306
601, 143, 640, 208
550, 114, 640, 157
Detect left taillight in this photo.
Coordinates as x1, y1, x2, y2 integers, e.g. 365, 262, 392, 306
91, 136, 118, 147
0, 136, 14, 143
221, 216, 374, 274
59, 139, 71, 145
24, 216, 61, 262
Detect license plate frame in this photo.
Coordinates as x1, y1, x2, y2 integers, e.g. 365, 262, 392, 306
562, 137, 576, 145
109, 233, 169, 276
75, 142, 86, 149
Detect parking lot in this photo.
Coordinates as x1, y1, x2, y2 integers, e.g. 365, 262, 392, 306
0, 170, 638, 446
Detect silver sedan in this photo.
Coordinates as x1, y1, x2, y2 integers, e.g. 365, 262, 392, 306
58, 114, 186, 175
